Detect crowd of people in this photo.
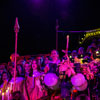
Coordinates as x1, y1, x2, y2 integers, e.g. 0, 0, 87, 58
0, 39, 100, 100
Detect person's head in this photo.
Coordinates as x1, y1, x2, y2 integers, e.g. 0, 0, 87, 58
44, 56, 50, 65
7, 62, 14, 71
87, 46, 96, 54
71, 50, 77, 58
9, 67, 15, 78
1, 72, 9, 82
0, 63, 7, 73
10, 53, 19, 62
90, 42, 97, 48
36, 56, 42, 66
0, 65, 5, 75
16, 64, 24, 76
78, 47, 84, 55
24, 62, 32, 75
32, 59, 37, 70
51, 49, 59, 60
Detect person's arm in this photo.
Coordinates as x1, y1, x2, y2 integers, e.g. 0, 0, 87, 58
44, 64, 49, 73
65, 65, 76, 77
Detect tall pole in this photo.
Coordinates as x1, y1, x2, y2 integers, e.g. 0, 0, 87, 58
62, 35, 69, 62
66, 35, 69, 55
13, 17, 20, 92
56, 19, 59, 50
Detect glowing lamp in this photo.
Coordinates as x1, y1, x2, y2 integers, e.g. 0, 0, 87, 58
96, 51, 99, 54
33, 74, 34, 77
6, 90, 8, 93
2, 92, 4, 100
69, 56, 72, 58
7, 87, 9, 90
81, 38, 83, 40
2, 92, 4, 96
73, 89, 77, 93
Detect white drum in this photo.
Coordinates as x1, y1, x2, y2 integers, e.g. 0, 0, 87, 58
44, 73, 60, 90
71, 73, 86, 87
75, 80, 88, 91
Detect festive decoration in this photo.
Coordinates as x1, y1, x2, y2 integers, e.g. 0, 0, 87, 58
79, 28, 100, 44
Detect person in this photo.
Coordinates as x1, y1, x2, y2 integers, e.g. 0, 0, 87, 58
8, 66, 24, 94
32, 59, 47, 100
32, 59, 41, 72
59, 54, 75, 100
0, 72, 10, 89
0, 64, 5, 79
71, 50, 78, 59
43, 50, 61, 99
7, 62, 15, 79
36, 56, 43, 71
23, 61, 34, 100
41, 56, 50, 71
0, 72, 10, 100
9, 53, 20, 66
24, 62, 32, 76
86, 44, 96, 60
44, 50, 60, 75
16, 64, 24, 77
50, 49, 60, 64
78, 47, 85, 58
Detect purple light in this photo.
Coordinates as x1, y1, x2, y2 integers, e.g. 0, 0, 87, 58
34, 0, 41, 3
32, 0, 42, 5
30, 0, 44, 9
58, 0, 71, 4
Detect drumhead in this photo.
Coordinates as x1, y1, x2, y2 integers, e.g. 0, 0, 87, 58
75, 80, 88, 91
71, 73, 86, 87
44, 73, 58, 87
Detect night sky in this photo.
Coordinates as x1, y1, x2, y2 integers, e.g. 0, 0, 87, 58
0, 0, 100, 63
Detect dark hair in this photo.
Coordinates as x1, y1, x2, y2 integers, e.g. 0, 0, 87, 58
51, 49, 59, 55
24, 61, 33, 77
16, 64, 24, 77
0, 71, 10, 85
32, 59, 41, 71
